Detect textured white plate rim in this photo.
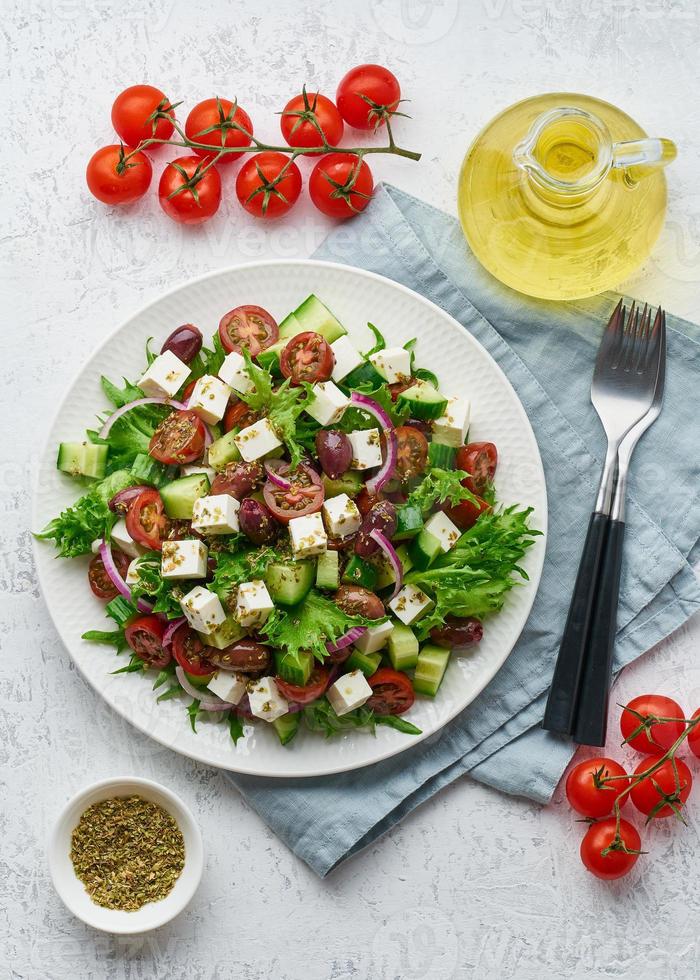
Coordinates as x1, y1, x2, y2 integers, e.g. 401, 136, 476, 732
32, 259, 547, 778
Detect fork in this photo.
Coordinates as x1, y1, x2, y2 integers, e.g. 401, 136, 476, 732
543, 301, 666, 742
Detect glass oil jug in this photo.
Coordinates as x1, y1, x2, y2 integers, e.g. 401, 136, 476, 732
458, 94, 676, 301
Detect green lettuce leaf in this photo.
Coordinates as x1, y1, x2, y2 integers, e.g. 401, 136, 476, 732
405, 468, 478, 514
210, 542, 284, 605
129, 552, 187, 619
237, 351, 309, 468
89, 402, 171, 474
303, 698, 376, 737
100, 376, 145, 408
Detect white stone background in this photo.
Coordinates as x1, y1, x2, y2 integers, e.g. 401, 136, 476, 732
3, 0, 700, 977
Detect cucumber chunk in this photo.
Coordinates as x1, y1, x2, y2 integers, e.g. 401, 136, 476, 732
316, 550, 339, 590
277, 311, 303, 339
413, 644, 451, 697
57, 442, 108, 479
273, 712, 300, 745
342, 555, 378, 590
408, 528, 442, 570
208, 429, 242, 471
322, 471, 363, 498
291, 294, 346, 342
373, 543, 413, 589
342, 361, 384, 390
131, 452, 176, 487
387, 622, 419, 671
397, 381, 448, 420
196, 614, 245, 650
345, 649, 382, 677
394, 504, 424, 541
428, 442, 456, 469
274, 648, 314, 686
265, 560, 315, 606
160, 473, 210, 520
257, 345, 282, 376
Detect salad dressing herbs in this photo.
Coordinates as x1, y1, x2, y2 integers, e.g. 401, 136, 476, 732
70, 795, 185, 911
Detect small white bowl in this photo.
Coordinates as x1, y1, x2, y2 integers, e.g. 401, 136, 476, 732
48, 776, 203, 933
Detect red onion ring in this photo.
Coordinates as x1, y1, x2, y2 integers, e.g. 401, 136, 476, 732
326, 626, 367, 654
264, 459, 292, 490
369, 528, 403, 599
109, 486, 150, 513
349, 392, 397, 493
162, 616, 186, 652
175, 666, 234, 712
98, 538, 153, 613
98, 397, 186, 439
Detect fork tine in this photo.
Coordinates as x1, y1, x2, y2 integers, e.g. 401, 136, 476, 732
612, 302, 636, 370
596, 299, 625, 369
634, 304, 652, 373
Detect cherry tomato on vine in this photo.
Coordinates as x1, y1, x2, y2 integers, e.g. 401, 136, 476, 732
565, 756, 631, 818
111, 84, 175, 147
630, 755, 693, 819
580, 817, 641, 880
280, 331, 334, 384
185, 97, 253, 165
620, 694, 686, 753
276, 667, 332, 705
336, 64, 401, 130
394, 426, 429, 481
125, 615, 170, 668
456, 442, 498, 497
235, 152, 302, 218
149, 410, 207, 465
367, 668, 415, 715
158, 155, 222, 225
125, 488, 167, 551
88, 549, 131, 600
309, 154, 374, 218
171, 623, 215, 676
280, 91, 344, 148
86, 145, 152, 205
688, 708, 700, 759
218, 305, 279, 356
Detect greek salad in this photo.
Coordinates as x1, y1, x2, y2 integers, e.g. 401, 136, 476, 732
38, 295, 538, 747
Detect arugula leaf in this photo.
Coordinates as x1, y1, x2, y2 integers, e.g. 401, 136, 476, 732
405, 468, 478, 514
129, 553, 186, 619
157, 684, 183, 703
187, 699, 201, 732
100, 376, 145, 409
90, 402, 171, 473
36, 469, 136, 558
81, 628, 127, 653
210, 543, 284, 605
414, 366, 439, 388
112, 653, 146, 675
303, 697, 376, 737
362, 322, 386, 357
229, 713, 245, 744
263, 589, 386, 663
153, 664, 176, 690
145, 337, 157, 367
237, 351, 309, 468
376, 715, 423, 735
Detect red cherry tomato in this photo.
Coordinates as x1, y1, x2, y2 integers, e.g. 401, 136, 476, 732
88, 549, 131, 600
280, 331, 334, 385
158, 156, 222, 225
355, 488, 382, 516
367, 668, 415, 715
149, 410, 207, 465
125, 615, 170, 668
456, 442, 498, 496
185, 97, 253, 165
309, 154, 374, 219
111, 85, 175, 147
580, 817, 641, 880
565, 756, 631, 818
394, 426, 429, 481
171, 623, 216, 676
280, 91, 344, 148
630, 755, 693, 819
235, 151, 302, 219
263, 462, 324, 523
125, 488, 167, 551
336, 64, 401, 130
444, 495, 490, 530
688, 708, 700, 759
620, 694, 686, 753
218, 305, 279, 357
86, 145, 152, 205
223, 402, 259, 433
276, 667, 332, 705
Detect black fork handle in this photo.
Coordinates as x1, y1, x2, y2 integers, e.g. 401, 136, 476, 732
542, 512, 609, 735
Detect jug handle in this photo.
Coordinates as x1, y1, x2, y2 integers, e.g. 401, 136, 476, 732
611, 137, 677, 181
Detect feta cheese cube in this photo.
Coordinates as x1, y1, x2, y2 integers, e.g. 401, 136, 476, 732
353, 620, 394, 655
288, 512, 327, 559
331, 336, 364, 382
161, 539, 208, 580
305, 381, 349, 426
424, 511, 461, 553
138, 349, 190, 399
247, 676, 289, 722
432, 396, 470, 448
368, 347, 412, 385
188, 374, 232, 425
218, 351, 254, 395
322, 493, 362, 537
180, 585, 226, 634
192, 494, 241, 535
233, 417, 283, 462
327, 670, 373, 716
207, 671, 247, 705
348, 428, 383, 470
234, 580, 274, 629
388, 584, 434, 626
181, 464, 216, 483
111, 518, 143, 559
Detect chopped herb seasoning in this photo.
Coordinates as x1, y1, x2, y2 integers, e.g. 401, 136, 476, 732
70, 795, 185, 911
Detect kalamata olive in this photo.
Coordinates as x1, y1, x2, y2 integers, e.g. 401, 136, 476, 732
315, 429, 352, 479
204, 640, 270, 673
211, 461, 263, 499
430, 616, 483, 649
239, 497, 279, 544
160, 323, 203, 364
325, 647, 353, 664
355, 500, 397, 557
335, 585, 385, 620
405, 417, 432, 436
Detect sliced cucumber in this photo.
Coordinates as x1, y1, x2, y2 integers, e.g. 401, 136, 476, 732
387, 622, 419, 671
342, 361, 384, 390
316, 550, 339, 590
131, 452, 176, 487
397, 381, 448, 420
273, 712, 300, 745
428, 442, 456, 469
413, 644, 451, 697
277, 311, 303, 339
394, 504, 424, 541
57, 442, 108, 479
345, 649, 382, 677
160, 473, 210, 520
105, 596, 136, 627
208, 429, 242, 471
265, 560, 315, 606
322, 471, 363, 498
196, 614, 245, 650
257, 344, 283, 376
274, 648, 314, 686
291, 294, 346, 342
342, 555, 377, 590
408, 528, 442, 570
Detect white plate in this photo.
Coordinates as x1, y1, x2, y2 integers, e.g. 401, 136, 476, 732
33, 260, 547, 778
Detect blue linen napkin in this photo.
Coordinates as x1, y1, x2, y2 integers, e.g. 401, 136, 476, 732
225, 184, 700, 877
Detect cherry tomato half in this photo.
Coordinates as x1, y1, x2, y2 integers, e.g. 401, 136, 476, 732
111, 85, 175, 147
620, 694, 686, 753
185, 97, 253, 165
444, 495, 490, 530
580, 817, 641, 880
565, 756, 631, 818
630, 755, 693, 819
309, 154, 374, 219
263, 462, 324, 523
149, 410, 207, 465
171, 623, 216, 676
88, 549, 131, 600
394, 425, 429, 481
367, 668, 415, 715
336, 64, 401, 130
276, 667, 332, 705
218, 305, 279, 357
280, 331, 334, 385
235, 151, 302, 219
158, 155, 222, 225
456, 442, 498, 496
125, 488, 167, 551
125, 615, 170, 668
86, 145, 152, 205
280, 92, 344, 148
